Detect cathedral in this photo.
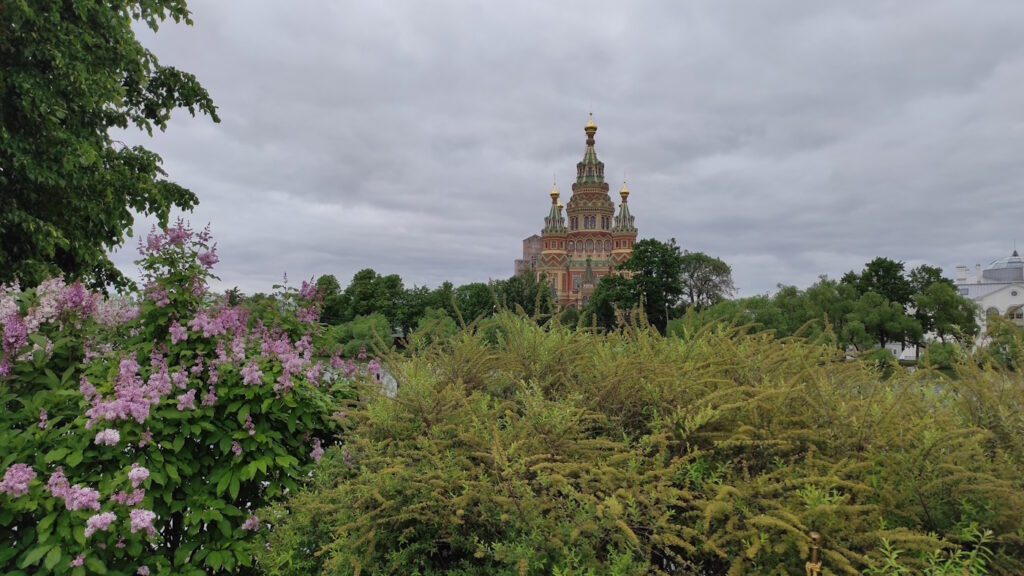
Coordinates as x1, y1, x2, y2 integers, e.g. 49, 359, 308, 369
515, 114, 639, 308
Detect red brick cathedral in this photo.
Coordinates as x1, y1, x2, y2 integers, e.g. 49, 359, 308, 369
516, 114, 638, 308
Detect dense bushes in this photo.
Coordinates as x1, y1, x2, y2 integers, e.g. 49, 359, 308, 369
259, 313, 1024, 575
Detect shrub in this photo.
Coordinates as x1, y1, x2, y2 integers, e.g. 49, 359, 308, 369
0, 222, 349, 575
258, 314, 1024, 575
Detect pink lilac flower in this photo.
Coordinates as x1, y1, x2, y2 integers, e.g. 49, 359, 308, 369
241, 360, 262, 386
129, 508, 157, 537
95, 428, 121, 446
189, 356, 204, 375
138, 429, 153, 448
330, 353, 344, 370
70, 554, 85, 567
84, 512, 117, 537
60, 282, 98, 317
188, 312, 225, 338
274, 371, 293, 395
115, 536, 125, 549
144, 282, 170, 307
145, 367, 172, 399
241, 515, 260, 531
171, 365, 188, 389
128, 464, 149, 488
79, 376, 99, 401
38, 408, 47, 429
46, 467, 69, 498
231, 441, 242, 456
0, 463, 36, 497
137, 567, 150, 576
230, 334, 246, 361
165, 219, 192, 246
168, 321, 187, 344
176, 389, 196, 411
65, 485, 101, 511
208, 364, 219, 385
343, 359, 357, 378
93, 297, 140, 327
367, 358, 381, 377
305, 361, 323, 387
197, 245, 219, 268
296, 305, 319, 323
201, 386, 217, 407
299, 279, 318, 300
111, 489, 145, 506
2, 312, 28, 354
243, 414, 255, 436
311, 438, 324, 463
85, 356, 154, 428
357, 344, 367, 360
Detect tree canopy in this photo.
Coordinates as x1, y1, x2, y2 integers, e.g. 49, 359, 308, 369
1, 0, 219, 289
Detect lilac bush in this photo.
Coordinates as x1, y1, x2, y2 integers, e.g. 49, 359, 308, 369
0, 221, 351, 575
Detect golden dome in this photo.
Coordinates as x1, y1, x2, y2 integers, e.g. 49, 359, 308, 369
549, 184, 560, 199
619, 181, 630, 199
557, 202, 563, 210
585, 112, 597, 131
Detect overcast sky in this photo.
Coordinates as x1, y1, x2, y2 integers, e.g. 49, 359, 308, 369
110, 0, 1024, 296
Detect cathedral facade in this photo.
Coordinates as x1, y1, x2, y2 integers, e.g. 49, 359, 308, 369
519, 114, 638, 308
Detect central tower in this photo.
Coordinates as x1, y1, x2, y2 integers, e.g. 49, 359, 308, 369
528, 114, 639, 308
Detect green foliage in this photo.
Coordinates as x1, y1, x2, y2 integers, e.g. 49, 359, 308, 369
0, 0, 218, 289
329, 313, 391, 358
257, 313, 1024, 575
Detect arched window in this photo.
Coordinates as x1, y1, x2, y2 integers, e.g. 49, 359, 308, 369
586, 239, 594, 252
987, 307, 1000, 317
604, 240, 611, 252
568, 241, 575, 252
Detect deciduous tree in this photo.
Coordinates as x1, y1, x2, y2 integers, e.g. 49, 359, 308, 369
1, 1, 219, 289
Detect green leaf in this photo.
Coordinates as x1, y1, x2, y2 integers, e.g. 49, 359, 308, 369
237, 404, 250, 425
84, 555, 106, 574
173, 435, 185, 452
166, 463, 180, 483
43, 545, 61, 570
216, 472, 231, 496
217, 518, 231, 538
66, 450, 83, 467
19, 544, 52, 568
229, 475, 240, 500
44, 447, 70, 462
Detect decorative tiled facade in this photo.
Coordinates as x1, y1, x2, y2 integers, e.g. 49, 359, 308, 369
518, 114, 638, 308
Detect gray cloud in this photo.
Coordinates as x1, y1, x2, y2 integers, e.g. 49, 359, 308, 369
110, 0, 1024, 297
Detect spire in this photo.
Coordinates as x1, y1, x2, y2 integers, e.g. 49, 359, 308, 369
582, 257, 596, 285
543, 183, 566, 233
613, 180, 636, 232
576, 112, 605, 184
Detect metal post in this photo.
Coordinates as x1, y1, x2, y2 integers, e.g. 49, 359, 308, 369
805, 531, 822, 576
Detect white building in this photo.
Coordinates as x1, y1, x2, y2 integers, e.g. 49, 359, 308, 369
954, 250, 1024, 332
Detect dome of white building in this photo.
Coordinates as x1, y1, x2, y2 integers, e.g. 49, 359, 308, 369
983, 250, 1024, 282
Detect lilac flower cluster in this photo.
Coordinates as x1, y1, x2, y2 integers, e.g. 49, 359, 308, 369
94, 428, 121, 446
85, 512, 117, 537
310, 438, 324, 463
111, 489, 145, 506
129, 508, 157, 538
0, 463, 36, 497
128, 464, 149, 488
47, 468, 100, 511
241, 514, 260, 531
